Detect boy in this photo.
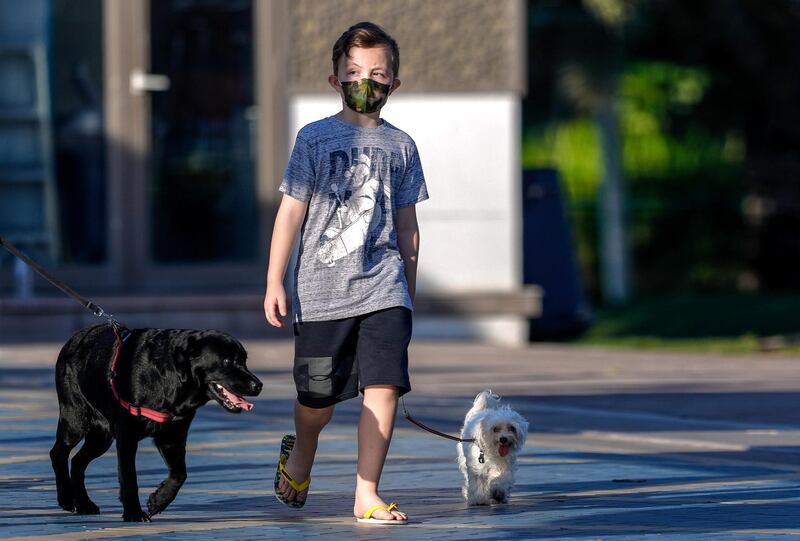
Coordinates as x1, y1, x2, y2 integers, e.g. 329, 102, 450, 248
263, 22, 427, 525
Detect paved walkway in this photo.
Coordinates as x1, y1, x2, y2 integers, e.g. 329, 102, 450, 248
1, 340, 799, 540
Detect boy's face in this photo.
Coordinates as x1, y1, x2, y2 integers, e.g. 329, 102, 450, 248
329, 45, 401, 114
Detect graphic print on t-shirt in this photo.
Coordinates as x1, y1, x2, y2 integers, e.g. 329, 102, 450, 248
317, 150, 391, 267
279, 117, 430, 321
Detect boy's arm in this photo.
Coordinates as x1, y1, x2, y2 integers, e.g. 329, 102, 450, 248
264, 194, 309, 328
396, 205, 420, 302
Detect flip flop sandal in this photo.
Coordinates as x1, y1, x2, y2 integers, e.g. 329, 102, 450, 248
274, 434, 310, 508
356, 502, 408, 525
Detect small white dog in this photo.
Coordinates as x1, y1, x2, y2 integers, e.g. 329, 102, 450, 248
457, 390, 529, 505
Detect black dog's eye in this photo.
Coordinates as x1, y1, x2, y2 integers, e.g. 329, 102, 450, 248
223, 358, 231, 367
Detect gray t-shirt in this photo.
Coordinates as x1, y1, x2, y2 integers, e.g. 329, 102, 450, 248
280, 116, 429, 322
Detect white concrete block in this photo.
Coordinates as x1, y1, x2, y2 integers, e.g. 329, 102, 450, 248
289, 94, 525, 343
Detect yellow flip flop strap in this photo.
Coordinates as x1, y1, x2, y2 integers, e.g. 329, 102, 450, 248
363, 502, 399, 519
278, 462, 310, 492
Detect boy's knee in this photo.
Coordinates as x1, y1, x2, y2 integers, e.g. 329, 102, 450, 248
311, 410, 334, 430
297, 402, 335, 427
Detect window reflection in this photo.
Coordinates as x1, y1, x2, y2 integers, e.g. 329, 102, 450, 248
52, 0, 106, 264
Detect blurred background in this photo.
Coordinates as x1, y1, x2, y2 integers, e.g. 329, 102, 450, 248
0, 0, 798, 350
523, 0, 800, 350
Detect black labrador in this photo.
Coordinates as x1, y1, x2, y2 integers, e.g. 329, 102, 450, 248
50, 324, 262, 521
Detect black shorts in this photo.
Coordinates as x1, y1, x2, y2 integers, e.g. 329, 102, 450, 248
292, 306, 412, 408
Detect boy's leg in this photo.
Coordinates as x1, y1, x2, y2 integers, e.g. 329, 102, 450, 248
283, 317, 359, 504
279, 399, 334, 503
351, 307, 412, 521
353, 384, 407, 521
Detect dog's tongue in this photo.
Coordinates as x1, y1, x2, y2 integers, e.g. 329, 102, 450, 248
221, 387, 254, 411
499, 444, 510, 457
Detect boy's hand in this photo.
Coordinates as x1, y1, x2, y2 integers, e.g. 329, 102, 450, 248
264, 284, 288, 328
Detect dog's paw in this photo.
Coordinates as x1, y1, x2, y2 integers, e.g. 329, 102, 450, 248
147, 495, 166, 517
57, 487, 75, 513
491, 489, 508, 504
467, 494, 491, 506
74, 499, 100, 515
122, 508, 151, 522
57, 494, 75, 513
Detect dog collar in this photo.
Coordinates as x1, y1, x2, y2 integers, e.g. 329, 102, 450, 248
109, 325, 173, 423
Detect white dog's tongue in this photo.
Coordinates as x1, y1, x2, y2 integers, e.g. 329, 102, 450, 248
221, 387, 254, 411
499, 444, 510, 457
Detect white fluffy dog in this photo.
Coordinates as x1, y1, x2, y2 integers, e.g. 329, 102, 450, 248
457, 390, 529, 505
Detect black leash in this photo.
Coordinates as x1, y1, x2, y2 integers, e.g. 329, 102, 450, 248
0, 236, 118, 326
400, 397, 475, 444
400, 397, 483, 462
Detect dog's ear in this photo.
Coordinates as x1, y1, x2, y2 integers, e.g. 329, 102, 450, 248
475, 416, 493, 451
511, 413, 529, 448
175, 332, 205, 363
177, 333, 214, 388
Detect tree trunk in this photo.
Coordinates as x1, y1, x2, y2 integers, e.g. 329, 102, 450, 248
596, 99, 630, 304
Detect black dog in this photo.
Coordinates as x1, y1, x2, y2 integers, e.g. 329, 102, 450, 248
50, 324, 262, 522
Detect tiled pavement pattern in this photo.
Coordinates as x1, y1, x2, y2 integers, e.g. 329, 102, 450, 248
1, 340, 799, 540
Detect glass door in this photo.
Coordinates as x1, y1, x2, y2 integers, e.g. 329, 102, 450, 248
103, 0, 277, 294
101, 0, 265, 294
148, 0, 259, 265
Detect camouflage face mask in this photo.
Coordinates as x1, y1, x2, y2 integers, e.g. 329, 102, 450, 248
340, 78, 391, 114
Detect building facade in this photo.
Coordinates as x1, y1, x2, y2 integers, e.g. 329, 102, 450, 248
0, 0, 537, 343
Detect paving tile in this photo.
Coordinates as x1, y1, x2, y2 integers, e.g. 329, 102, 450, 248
1, 340, 799, 539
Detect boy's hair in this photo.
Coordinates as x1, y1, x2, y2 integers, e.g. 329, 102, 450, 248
332, 22, 400, 78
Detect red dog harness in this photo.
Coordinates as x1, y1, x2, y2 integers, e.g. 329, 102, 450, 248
109, 325, 172, 423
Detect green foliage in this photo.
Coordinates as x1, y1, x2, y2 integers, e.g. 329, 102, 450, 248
522, 61, 748, 296
620, 62, 743, 180
522, 120, 601, 203
523, 61, 742, 199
